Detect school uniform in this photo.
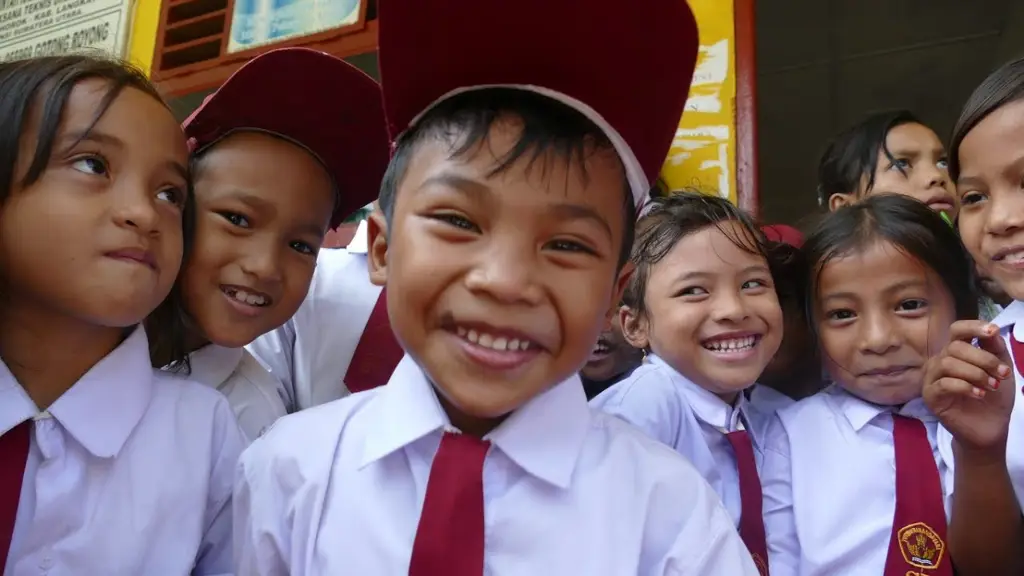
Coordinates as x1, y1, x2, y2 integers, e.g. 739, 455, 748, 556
761, 385, 955, 576
166, 344, 288, 440
0, 327, 246, 575
246, 232, 399, 411
592, 355, 772, 539
985, 299, 1024, 510
234, 355, 759, 575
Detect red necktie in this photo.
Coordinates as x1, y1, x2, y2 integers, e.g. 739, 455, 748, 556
1009, 327, 1024, 395
344, 289, 404, 394
409, 432, 490, 576
883, 415, 952, 576
0, 421, 30, 569
726, 430, 769, 576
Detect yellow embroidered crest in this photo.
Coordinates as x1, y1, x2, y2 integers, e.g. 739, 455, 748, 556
898, 522, 945, 569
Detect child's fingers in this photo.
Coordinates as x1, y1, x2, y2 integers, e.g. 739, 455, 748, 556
949, 320, 1000, 343
928, 376, 988, 401
977, 331, 1014, 368
946, 340, 1011, 382
934, 354, 1001, 391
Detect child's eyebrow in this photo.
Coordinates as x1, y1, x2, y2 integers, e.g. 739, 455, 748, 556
61, 129, 188, 181
420, 172, 614, 239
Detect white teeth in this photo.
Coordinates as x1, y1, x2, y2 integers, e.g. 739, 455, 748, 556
704, 336, 757, 352
456, 327, 532, 351
1005, 250, 1024, 263
228, 288, 268, 307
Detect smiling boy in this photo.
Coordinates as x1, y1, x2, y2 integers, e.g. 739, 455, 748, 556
150, 48, 390, 439
234, 1, 759, 574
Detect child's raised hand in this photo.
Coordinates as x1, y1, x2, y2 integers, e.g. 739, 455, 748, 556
923, 320, 1015, 453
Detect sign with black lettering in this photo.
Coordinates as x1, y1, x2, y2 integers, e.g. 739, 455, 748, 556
0, 0, 129, 62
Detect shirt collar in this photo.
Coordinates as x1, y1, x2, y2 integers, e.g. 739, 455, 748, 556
649, 354, 747, 431
828, 385, 935, 431
0, 327, 154, 457
345, 219, 369, 254
360, 354, 591, 489
181, 344, 244, 387
992, 300, 1024, 340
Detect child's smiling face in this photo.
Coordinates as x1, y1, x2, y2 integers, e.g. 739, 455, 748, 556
367, 114, 631, 436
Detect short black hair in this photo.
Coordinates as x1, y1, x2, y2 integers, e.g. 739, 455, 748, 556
817, 110, 923, 206
802, 193, 978, 336
377, 88, 636, 270
949, 56, 1024, 181
623, 191, 781, 316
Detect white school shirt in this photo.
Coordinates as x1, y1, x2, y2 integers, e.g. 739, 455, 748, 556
986, 299, 1024, 511
0, 327, 247, 575
591, 354, 771, 528
761, 386, 955, 576
234, 354, 760, 576
165, 344, 288, 441
246, 231, 382, 412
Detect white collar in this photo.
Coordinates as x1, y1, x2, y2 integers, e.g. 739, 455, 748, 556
0, 327, 154, 458
826, 385, 935, 432
359, 354, 591, 489
648, 354, 751, 432
181, 344, 244, 388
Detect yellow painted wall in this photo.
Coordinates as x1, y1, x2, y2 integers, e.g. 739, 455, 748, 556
127, 0, 162, 75
661, 0, 737, 204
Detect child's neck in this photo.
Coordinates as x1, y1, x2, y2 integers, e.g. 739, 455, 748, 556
0, 299, 128, 410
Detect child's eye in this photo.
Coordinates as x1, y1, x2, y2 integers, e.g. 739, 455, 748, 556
890, 158, 911, 171
937, 158, 949, 170
676, 286, 708, 297
960, 191, 985, 206
290, 240, 316, 256
897, 298, 928, 312
741, 279, 767, 290
156, 187, 185, 206
433, 213, 478, 232
71, 156, 107, 176
218, 211, 250, 228
826, 309, 855, 321
546, 239, 595, 254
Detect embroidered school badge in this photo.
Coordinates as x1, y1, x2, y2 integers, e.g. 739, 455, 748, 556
897, 522, 945, 569
751, 552, 769, 576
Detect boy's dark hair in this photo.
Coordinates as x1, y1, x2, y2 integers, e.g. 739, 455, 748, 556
377, 88, 636, 270
949, 56, 1024, 181
802, 193, 979, 337
623, 191, 786, 316
0, 55, 193, 370
817, 110, 923, 206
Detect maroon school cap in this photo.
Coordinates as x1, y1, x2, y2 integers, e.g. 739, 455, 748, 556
182, 47, 389, 228
377, 0, 699, 209
762, 224, 804, 248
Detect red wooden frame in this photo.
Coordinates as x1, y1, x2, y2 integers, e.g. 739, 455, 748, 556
733, 0, 759, 215
152, 0, 376, 96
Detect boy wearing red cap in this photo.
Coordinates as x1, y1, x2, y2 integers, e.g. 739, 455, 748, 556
234, 1, 760, 574
150, 48, 390, 440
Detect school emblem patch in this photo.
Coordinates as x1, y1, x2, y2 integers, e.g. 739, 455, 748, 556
898, 522, 945, 569
751, 552, 768, 576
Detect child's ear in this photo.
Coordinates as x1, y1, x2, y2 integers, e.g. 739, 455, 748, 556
619, 305, 649, 350
608, 261, 635, 321
828, 192, 854, 212
367, 210, 389, 287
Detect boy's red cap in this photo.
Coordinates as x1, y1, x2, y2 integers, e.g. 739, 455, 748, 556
762, 224, 804, 248
377, 0, 699, 209
182, 48, 389, 228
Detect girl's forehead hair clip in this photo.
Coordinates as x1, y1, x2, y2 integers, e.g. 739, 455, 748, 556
939, 210, 953, 228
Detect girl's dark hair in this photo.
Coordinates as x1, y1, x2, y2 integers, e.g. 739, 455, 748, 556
0, 55, 191, 369
949, 57, 1024, 181
802, 194, 978, 336
378, 87, 636, 270
817, 110, 923, 206
624, 191, 786, 315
